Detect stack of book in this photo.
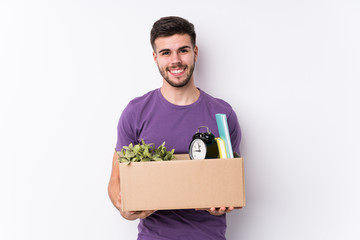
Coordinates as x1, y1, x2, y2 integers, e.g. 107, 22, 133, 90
215, 114, 234, 159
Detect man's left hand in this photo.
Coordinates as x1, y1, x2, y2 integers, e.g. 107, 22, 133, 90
195, 207, 242, 216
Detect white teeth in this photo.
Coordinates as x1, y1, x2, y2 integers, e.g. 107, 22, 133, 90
170, 69, 185, 74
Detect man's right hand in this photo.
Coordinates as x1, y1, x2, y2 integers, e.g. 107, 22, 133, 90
108, 151, 156, 220
116, 193, 156, 220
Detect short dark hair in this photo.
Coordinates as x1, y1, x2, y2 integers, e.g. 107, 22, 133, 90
150, 16, 196, 50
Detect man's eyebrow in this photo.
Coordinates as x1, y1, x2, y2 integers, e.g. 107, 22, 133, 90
179, 46, 191, 50
158, 46, 191, 54
158, 48, 171, 54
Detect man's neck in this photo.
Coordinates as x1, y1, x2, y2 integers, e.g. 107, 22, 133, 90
160, 80, 200, 106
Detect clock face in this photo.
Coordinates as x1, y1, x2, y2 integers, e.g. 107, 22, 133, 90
189, 139, 207, 160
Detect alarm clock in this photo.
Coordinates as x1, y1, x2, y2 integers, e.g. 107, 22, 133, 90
189, 126, 219, 160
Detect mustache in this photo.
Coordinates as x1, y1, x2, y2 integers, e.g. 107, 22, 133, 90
166, 64, 187, 70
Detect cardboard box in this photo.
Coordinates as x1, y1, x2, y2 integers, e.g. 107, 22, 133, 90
119, 154, 245, 211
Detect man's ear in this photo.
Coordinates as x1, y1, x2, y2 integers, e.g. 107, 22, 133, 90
194, 46, 199, 62
152, 52, 157, 62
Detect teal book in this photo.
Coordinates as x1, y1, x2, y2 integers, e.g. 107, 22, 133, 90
215, 114, 234, 158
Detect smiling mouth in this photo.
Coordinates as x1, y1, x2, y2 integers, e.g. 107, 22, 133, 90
168, 67, 186, 76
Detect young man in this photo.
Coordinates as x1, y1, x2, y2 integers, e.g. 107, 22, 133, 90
108, 16, 242, 240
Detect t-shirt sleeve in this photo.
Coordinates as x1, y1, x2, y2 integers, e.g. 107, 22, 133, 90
115, 103, 137, 152
228, 109, 242, 156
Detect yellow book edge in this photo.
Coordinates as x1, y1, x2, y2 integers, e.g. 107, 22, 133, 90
215, 137, 227, 159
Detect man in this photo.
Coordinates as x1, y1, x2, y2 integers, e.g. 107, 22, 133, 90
108, 16, 242, 240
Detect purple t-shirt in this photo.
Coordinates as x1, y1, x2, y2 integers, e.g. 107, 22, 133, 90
116, 88, 241, 240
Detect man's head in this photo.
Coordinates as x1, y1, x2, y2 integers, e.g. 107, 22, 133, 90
151, 16, 198, 88
150, 16, 196, 51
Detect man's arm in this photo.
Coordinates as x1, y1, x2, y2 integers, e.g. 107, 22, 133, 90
108, 151, 155, 220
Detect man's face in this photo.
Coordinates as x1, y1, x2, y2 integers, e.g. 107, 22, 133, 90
153, 34, 198, 88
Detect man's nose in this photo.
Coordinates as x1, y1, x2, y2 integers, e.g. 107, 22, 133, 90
170, 52, 181, 64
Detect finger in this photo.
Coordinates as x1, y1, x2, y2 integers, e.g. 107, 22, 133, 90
226, 207, 234, 213
218, 207, 226, 214
209, 207, 221, 215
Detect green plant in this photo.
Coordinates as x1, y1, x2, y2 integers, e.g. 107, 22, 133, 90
117, 139, 175, 164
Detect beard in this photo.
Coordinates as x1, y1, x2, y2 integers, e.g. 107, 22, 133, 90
157, 62, 196, 88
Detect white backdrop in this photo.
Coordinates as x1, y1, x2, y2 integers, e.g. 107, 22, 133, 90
1, 0, 359, 239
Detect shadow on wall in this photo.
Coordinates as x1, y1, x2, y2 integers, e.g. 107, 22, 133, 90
226, 207, 248, 239
194, 41, 213, 91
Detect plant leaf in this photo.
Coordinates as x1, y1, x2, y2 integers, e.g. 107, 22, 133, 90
133, 144, 140, 154
120, 158, 129, 163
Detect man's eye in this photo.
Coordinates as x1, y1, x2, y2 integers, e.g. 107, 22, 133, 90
161, 51, 170, 56
180, 49, 188, 53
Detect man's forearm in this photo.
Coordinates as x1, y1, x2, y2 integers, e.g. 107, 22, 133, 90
108, 177, 120, 210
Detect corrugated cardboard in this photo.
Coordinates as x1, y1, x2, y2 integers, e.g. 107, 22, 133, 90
119, 154, 245, 211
